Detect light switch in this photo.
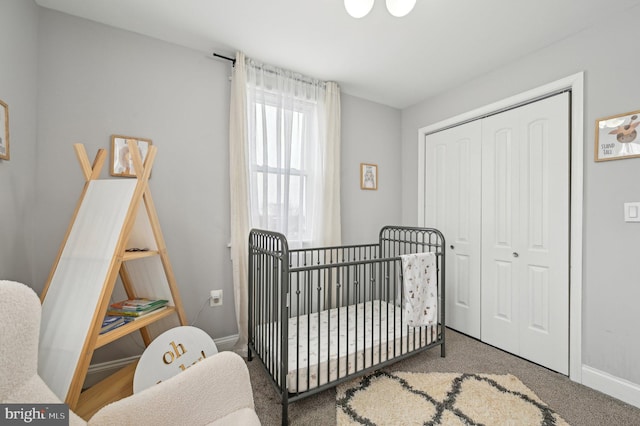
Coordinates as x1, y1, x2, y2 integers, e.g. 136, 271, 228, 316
624, 202, 640, 222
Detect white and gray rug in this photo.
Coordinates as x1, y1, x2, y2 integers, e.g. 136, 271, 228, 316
337, 371, 569, 425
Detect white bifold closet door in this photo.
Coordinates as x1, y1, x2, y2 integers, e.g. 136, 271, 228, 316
423, 92, 569, 374
424, 121, 482, 339
481, 93, 569, 375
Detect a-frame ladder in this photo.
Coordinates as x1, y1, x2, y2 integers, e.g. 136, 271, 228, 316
39, 141, 186, 418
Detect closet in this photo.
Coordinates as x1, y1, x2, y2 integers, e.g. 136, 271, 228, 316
423, 93, 569, 374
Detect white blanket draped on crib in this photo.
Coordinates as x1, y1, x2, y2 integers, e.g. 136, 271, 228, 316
400, 252, 437, 327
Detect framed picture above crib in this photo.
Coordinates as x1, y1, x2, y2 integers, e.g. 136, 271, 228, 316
595, 109, 640, 161
0, 99, 9, 161
110, 135, 152, 177
360, 163, 378, 190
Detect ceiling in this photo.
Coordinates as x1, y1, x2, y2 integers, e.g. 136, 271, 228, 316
35, 0, 640, 109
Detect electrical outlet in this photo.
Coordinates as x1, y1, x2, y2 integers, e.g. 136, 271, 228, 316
210, 290, 223, 307
624, 202, 640, 222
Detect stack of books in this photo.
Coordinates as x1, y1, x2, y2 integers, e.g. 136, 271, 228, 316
106, 298, 169, 318
100, 315, 126, 334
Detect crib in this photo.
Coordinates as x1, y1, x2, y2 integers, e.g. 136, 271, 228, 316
247, 225, 445, 424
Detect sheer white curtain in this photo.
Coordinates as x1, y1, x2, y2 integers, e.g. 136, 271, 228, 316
229, 52, 341, 354
321, 81, 342, 246
229, 52, 251, 355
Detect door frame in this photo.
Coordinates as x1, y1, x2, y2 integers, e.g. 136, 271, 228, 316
417, 72, 584, 382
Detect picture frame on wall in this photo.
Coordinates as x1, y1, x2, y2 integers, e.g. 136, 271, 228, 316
0, 99, 9, 161
110, 135, 152, 177
594, 109, 640, 162
360, 163, 378, 190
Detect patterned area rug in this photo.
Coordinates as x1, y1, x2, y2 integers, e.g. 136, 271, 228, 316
337, 371, 569, 425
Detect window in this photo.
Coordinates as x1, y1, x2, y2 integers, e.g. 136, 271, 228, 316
247, 90, 320, 245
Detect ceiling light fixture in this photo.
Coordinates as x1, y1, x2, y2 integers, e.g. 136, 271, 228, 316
344, 0, 416, 18
344, 0, 374, 18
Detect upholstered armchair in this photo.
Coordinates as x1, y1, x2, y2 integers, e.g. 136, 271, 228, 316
0, 280, 260, 425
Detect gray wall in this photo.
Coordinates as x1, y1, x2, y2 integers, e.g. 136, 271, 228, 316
35, 8, 234, 361
29, 8, 401, 360
341, 94, 402, 245
0, 0, 39, 285
401, 5, 640, 385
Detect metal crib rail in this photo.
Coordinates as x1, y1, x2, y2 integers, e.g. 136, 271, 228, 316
247, 228, 290, 413
248, 226, 446, 426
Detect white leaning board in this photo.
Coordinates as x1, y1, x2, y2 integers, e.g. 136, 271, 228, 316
38, 179, 137, 401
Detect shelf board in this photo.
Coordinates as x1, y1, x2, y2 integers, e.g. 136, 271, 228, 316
75, 360, 137, 421
122, 249, 159, 261
95, 306, 176, 349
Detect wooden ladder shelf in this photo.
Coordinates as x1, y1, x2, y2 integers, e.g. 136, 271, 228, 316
38, 142, 186, 420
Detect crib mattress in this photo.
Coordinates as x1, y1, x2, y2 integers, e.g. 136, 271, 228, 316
256, 300, 437, 393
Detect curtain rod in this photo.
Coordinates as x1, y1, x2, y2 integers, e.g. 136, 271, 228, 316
213, 53, 236, 66
214, 52, 327, 88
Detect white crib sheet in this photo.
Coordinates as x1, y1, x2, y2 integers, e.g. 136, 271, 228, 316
255, 300, 437, 393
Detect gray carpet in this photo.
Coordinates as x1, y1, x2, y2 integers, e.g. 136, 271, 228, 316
246, 328, 640, 425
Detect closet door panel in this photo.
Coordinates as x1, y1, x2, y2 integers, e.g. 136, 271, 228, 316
481, 109, 521, 352
518, 93, 569, 375
482, 93, 569, 374
425, 121, 481, 338
425, 139, 448, 328
449, 135, 478, 333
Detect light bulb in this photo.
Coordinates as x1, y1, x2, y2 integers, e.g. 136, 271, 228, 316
344, 0, 375, 18
385, 0, 416, 17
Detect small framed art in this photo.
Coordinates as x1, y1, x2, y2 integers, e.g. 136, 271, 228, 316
595, 110, 640, 161
360, 163, 378, 190
0, 99, 9, 161
110, 135, 152, 177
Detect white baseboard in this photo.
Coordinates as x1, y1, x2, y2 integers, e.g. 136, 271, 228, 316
582, 365, 640, 409
213, 334, 239, 352
84, 334, 240, 388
